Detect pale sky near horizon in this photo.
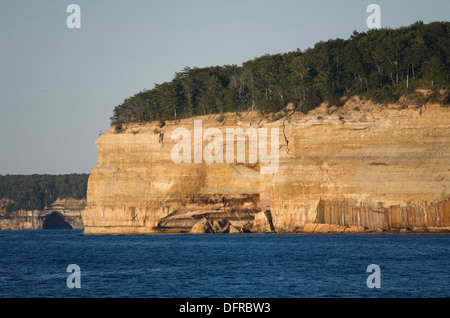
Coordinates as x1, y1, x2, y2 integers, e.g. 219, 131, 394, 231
0, 0, 449, 175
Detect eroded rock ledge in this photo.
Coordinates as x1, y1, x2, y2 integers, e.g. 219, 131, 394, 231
82, 99, 450, 234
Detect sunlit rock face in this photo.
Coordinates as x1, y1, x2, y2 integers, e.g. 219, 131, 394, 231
82, 100, 450, 234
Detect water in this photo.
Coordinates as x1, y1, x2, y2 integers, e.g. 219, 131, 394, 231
0, 230, 448, 298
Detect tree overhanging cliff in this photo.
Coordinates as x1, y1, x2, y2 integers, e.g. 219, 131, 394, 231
111, 21, 449, 126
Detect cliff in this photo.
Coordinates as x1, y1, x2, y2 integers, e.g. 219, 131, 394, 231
82, 98, 450, 234
0, 198, 85, 230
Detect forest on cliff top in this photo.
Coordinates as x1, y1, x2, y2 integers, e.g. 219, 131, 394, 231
0, 174, 89, 215
111, 21, 449, 126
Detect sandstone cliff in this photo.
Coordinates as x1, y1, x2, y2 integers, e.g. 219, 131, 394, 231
0, 198, 85, 230
82, 98, 450, 234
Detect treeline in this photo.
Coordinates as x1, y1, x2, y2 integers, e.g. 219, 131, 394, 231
111, 21, 449, 125
0, 174, 89, 214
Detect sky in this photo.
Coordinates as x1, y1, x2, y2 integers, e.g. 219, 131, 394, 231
0, 0, 449, 175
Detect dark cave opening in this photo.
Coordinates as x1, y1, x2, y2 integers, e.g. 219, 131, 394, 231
42, 211, 73, 229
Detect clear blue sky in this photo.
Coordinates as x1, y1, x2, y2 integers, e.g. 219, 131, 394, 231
0, 0, 448, 175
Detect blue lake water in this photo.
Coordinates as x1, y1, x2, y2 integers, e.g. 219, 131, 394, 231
0, 230, 448, 298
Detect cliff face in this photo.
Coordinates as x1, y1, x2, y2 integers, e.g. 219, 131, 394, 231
82, 99, 450, 234
0, 198, 85, 230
